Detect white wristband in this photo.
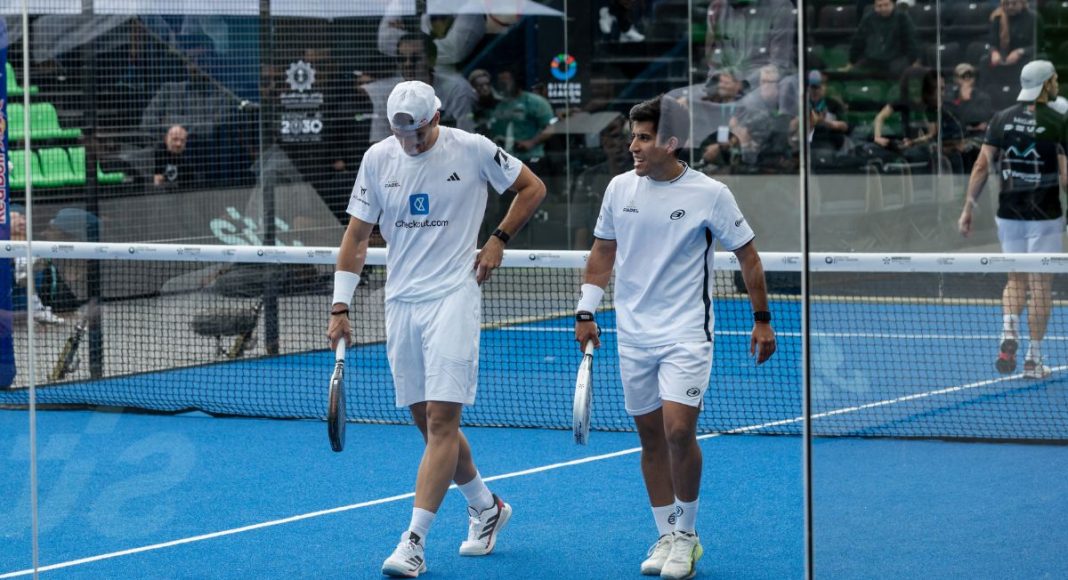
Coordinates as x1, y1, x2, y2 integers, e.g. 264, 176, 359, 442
333, 270, 361, 306
576, 283, 604, 313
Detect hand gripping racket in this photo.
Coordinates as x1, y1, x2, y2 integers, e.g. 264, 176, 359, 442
327, 342, 347, 452
573, 340, 595, 445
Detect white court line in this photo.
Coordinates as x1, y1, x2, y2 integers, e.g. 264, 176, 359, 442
1, 366, 1060, 578
501, 327, 1068, 342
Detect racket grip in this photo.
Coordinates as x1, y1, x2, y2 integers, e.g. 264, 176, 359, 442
583, 341, 594, 356
335, 342, 347, 361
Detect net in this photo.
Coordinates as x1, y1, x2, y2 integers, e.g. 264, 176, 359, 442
2, 242, 1068, 442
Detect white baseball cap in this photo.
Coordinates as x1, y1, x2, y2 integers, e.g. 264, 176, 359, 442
386, 81, 442, 131
1017, 60, 1056, 102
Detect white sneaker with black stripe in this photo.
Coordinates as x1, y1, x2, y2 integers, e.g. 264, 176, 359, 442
382, 532, 426, 578
458, 494, 512, 556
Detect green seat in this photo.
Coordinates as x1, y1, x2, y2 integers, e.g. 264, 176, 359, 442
820, 45, 850, 71
7, 103, 25, 141
68, 146, 122, 185
97, 163, 125, 185
39, 147, 77, 186
7, 149, 48, 189
841, 80, 887, 106
68, 146, 86, 184
6, 62, 39, 97
9, 149, 26, 189
30, 103, 82, 140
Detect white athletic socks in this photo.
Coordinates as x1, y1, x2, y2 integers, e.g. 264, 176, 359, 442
1026, 340, 1043, 362
652, 504, 676, 537
457, 472, 495, 512
1003, 314, 1020, 340
407, 507, 436, 541
674, 498, 699, 534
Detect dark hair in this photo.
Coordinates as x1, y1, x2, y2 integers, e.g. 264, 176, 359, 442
397, 32, 437, 64
629, 95, 690, 154
629, 96, 662, 134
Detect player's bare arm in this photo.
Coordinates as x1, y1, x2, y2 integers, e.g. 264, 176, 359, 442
959, 144, 997, 237
328, 217, 375, 349
575, 237, 616, 351
475, 164, 547, 284
734, 240, 776, 364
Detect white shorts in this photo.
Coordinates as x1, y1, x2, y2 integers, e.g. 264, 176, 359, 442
384, 280, 481, 408
618, 342, 713, 416
995, 217, 1065, 253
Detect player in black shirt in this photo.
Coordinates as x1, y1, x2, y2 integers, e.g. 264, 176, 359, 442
958, 60, 1067, 379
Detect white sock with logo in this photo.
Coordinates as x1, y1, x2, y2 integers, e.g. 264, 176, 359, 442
652, 504, 676, 537
457, 471, 495, 512
407, 507, 436, 543
674, 497, 699, 534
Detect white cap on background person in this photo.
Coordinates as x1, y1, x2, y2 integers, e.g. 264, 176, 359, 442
1017, 60, 1056, 102
386, 81, 442, 131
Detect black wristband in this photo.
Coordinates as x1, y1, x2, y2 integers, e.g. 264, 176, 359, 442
754, 311, 772, 323
491, 228, 511, 244
330, 308, 349, 316
576, 311, 595, 322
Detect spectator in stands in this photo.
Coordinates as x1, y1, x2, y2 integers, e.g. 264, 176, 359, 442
958, 60, 1066, 380
572, 114, 630, 249
8, 204, 63, 324
599, 0, 645, 43
488, 68, 556, 174
281, 45, 360, 223
983, 0, 1043, 104
701, 65, 797, 173
362, 33, 476, 142
872, 68, 965, 171
140, 37, 232, 143
153, 124, 201, 190
704, 0, 796, 88
844, 0, 921, 79
378, 4, 486, 74
946, 62, 994, 168
704, 67, 746, 104
468, 68, 499, 137
806, 70, 850, 154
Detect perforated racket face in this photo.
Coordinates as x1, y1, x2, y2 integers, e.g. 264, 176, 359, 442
573, 351, 593, 445
328, 363, 346, 452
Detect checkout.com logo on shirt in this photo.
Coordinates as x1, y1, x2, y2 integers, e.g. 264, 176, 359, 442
399, 193, 448, 229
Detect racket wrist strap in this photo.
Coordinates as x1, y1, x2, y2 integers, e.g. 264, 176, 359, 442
576, 283, 604, 314
332, 270, 361, 307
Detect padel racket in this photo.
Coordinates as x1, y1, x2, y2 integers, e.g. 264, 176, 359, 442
573, 340, 595, 445
327, 342, 347, 452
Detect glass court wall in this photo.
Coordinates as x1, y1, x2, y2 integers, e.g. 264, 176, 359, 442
3, 0, 1066, 577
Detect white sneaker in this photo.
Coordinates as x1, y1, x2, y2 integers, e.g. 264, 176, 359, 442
382, 532, 426, 578
598, 6, 616, 34
640, 534, 673, 575
659, 531, 703, 580
1023, 358, 1052, 379
34, 307, 64, 325
458, 494, 511, 556
619, 27, 646, 43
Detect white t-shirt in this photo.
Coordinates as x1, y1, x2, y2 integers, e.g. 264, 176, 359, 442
594, 164, 755, 347
348, 126, 522, 302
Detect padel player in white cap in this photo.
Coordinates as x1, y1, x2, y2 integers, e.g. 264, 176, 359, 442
326, 80, 546, 577
959, 60, 1068, 379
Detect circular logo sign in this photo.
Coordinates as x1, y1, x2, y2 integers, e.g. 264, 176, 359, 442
550, 54, 577, 81
686, 387, 701, 398
670, 209, 686, 220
